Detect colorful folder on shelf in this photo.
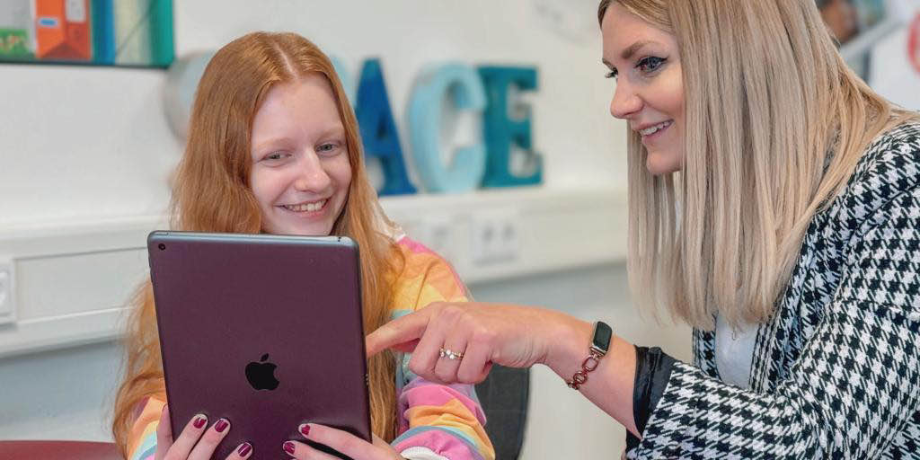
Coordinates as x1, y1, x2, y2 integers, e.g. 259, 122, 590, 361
91, 0, 115, 64
34, 0, 92, 61
0, 0, 173, 66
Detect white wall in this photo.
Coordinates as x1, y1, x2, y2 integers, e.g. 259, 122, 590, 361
0, 340, 124, 441
870, 0, 920, 109
0, 0, 624, 227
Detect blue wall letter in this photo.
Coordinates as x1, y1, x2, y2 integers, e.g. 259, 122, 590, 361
408, 63, 487, 193
355, 59, 417, 196
477, 66, 543, 188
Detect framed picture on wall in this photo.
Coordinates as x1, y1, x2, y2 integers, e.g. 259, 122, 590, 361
0, 0, 173, 68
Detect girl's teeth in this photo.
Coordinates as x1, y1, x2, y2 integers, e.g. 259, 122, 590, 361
286, 200, 326, 212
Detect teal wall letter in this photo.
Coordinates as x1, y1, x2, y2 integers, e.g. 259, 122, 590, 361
477, 66, 543, 188
408, 63, 486, 193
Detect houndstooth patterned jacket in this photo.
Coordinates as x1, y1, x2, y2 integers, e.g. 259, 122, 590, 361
628, 121, 920, 459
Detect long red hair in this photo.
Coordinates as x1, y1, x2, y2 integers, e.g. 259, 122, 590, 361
112, 32, 404, 457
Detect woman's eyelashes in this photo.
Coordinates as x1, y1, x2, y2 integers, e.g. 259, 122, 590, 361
604, 56, 668, 80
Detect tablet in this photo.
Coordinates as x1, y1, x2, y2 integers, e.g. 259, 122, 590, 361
147, 231, 371, 460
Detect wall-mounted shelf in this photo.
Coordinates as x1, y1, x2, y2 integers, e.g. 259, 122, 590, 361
0, 186, 628, 358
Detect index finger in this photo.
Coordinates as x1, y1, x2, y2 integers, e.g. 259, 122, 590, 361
365, 308, 432, 357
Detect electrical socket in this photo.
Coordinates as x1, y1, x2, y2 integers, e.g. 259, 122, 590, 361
0, 258, 15, 325
422, 216, 457, 264
402, 216, 459, 264
471, 210, 520, 266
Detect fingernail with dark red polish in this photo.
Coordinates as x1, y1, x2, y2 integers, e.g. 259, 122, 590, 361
215, 419, 229, 433
299, 424, 310, 436
283, 441, 296, 455
237, 442, 252, 456
193, 415, 207, 429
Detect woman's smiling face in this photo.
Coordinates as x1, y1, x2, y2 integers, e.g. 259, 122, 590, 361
602, 2, 685, 175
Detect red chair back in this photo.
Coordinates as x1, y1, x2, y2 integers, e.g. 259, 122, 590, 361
0, 440, 122, 460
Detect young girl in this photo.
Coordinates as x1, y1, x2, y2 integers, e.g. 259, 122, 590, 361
112, 32, 495, 460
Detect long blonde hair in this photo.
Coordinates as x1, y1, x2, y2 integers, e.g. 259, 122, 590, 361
599, 0, 919, 329
112, 32, 404, 456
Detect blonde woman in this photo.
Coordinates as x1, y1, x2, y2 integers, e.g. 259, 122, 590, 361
112, 32, 494, 460
367, 0, 920, 458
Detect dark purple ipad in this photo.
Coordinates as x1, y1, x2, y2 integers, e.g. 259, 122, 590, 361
147, 231, 370, 460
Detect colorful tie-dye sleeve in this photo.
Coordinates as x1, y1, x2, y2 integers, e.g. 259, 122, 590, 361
126, 396, 165, 460
389, 237, 496, 460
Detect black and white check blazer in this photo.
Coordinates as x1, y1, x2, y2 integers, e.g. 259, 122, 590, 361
629, 121, 920, 459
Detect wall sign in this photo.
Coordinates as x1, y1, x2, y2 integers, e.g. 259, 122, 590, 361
408, 63, 486, 193
166, 54, 544, 196
331, 59, 544, 194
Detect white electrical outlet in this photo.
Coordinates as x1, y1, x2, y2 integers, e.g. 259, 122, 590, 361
498, 216, 520, 261
422, 216, 457, 264
0, 258, 15, 325
470, 215, 493, 264
471, 210, 520, 265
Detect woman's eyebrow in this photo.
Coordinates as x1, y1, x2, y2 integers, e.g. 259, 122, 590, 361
602, 40, 660, 67
621, 40, 657, 60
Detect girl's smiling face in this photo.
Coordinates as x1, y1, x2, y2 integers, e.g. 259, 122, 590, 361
249, 74, 352, 236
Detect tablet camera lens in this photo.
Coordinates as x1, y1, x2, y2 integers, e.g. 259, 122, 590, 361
158, 244, 166, 250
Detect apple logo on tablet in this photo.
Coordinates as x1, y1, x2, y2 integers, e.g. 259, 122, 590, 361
245, 353, 280, 390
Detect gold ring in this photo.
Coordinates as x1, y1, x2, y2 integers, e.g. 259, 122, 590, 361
438, 347, 464, 360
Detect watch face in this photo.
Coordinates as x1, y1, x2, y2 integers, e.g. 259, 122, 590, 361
592, 321, 613, 353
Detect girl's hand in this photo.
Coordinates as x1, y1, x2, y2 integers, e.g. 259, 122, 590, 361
282, 423, 402, 460
154, 405, 253, 460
